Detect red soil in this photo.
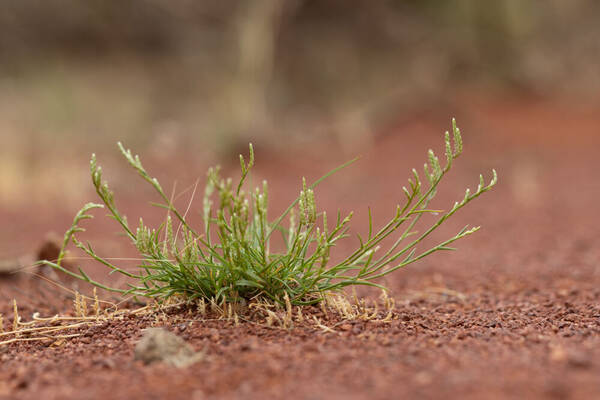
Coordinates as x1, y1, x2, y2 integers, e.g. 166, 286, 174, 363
1, 96, 600, 400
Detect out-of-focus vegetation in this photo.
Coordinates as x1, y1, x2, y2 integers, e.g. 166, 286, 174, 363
1, 1, 599, 208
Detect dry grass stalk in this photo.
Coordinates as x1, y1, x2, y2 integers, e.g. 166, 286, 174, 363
196, 299, 206, 316
312, 316, 336, 333
92, 288, 100, 317
12, 299, 20, 336
0, 298, 187, 347
296, 307, 304, 323
283, 292, 293, 328
73, 291, 89, 318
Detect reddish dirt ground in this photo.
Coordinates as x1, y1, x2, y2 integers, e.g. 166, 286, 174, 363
1, 96, 600, 399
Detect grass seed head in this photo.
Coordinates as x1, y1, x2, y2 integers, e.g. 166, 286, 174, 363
12, 299, 19, 333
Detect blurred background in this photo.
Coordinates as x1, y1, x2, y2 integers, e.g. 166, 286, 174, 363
1, 0, 600, 259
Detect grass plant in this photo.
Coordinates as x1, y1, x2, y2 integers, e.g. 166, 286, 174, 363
45, 119, 496, 306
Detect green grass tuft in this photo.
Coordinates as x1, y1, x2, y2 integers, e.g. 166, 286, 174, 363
45, 119, 496, 305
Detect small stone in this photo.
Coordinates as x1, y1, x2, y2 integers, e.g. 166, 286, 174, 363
550, 345, 591, 369
414, 371, 433, 385
566, 350, 592, 369
79, 337, 92, 344
93, 358, 116, 369
134, 328, 202, 368
550, 345, 567, 362
0, 259, 22, 275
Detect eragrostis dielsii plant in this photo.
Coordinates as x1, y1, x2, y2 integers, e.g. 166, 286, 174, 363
46, 120, 496, 306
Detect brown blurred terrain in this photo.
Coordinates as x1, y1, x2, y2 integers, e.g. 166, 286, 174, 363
2, 0, 600, 252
